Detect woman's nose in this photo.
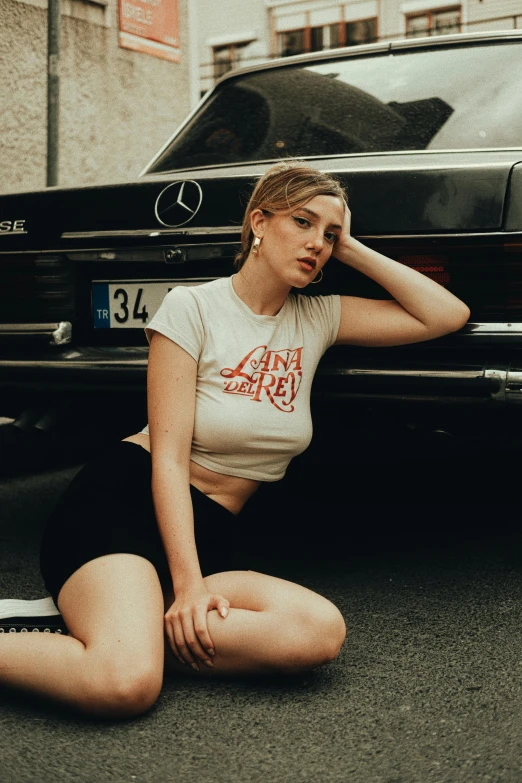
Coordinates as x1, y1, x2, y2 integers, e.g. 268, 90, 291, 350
307, 231, 324, 252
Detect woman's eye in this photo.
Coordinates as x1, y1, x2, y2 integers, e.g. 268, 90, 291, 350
325, 232, 338, 243
293, 216, 310, 228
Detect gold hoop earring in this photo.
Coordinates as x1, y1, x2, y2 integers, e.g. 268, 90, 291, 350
311, 268, 323, 284
252, 237, 261, 254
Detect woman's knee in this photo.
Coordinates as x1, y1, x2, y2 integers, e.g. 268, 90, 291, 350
82, 658, 163, 718
276, 599, 346, 674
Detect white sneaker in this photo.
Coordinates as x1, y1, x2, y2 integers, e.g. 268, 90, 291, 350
0, 597, 67, 634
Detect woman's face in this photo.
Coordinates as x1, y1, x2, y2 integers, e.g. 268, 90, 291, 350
253, 194, 345, 288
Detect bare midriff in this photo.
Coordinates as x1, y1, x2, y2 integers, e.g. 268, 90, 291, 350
122, 433, 260, 516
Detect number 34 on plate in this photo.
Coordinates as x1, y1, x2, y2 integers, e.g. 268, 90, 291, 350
92, 280, 208, 329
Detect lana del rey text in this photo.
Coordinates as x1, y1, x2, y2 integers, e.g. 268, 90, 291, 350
220, 345, 303, 412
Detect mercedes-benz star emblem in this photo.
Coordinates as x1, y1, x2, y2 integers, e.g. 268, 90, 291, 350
154, 180, 203, 228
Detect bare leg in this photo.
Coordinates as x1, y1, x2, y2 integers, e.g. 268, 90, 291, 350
165, 570, 346, 677
0, 565, 345, 714
0, 554, 165, 718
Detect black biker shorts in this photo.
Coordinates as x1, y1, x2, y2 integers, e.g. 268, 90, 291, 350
40, 441, 249, 604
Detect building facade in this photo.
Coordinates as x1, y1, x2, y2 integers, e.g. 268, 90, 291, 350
197, 0, 522, 95
195, 0, 270, 96
1, 0, 191, 194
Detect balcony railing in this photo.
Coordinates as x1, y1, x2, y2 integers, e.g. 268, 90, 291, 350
199, 12, 522, 94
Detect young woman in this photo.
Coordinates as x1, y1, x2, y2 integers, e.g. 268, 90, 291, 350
0, 163, 470, 718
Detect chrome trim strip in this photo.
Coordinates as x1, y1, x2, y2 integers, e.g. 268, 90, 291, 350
61, 227, 241, 240
358, 231, 522, 240
0, 323, 60, 334
313, 392, 490, 404
0, 322, 72, 345
0, 347, 149, 372
319, 367, 484, 380
0, 243, 240, 257
315, 160, 521, 174
2, 229, 521, 251
461, 323, 522, 336
58, 229, 522, 243
0, 322, 519, 346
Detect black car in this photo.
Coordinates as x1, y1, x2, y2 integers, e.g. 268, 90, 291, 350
2, 30, 522, 492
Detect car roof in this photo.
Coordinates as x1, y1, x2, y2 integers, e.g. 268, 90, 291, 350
215, 29, 522, 85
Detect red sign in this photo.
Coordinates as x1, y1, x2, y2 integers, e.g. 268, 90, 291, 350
118, 0, 180, 63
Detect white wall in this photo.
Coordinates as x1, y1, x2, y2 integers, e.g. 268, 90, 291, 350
1, 0, 191, 193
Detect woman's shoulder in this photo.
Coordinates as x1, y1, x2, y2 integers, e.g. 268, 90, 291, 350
291, 292, 342, 348
173, 276, 227, 297
162, 277, 228, 309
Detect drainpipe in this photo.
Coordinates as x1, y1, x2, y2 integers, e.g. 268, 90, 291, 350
47, 0, 60, 187
187, 0, 200, 109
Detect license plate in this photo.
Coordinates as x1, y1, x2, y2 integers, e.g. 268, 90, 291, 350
92, 279, 212, 329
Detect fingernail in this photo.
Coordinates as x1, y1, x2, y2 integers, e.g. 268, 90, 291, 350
220, 608, 228, 618
191, 662, 199, 672
207, 648, 215, 656
204, 659, 214, 668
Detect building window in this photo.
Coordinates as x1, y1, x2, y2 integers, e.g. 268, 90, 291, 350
213, 42, 250, 81
278, 18, 377, 57
406, 7, 461, 38
278, 29, 306, 57
329, 23, 342, 48
345, 18, 378, 46
310, 25, 324, 52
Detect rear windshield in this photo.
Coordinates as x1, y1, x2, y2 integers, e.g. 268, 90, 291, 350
147, 42, 522, 173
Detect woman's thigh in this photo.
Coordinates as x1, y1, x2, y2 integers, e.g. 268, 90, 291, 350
164, 569, 346, 677
58, 553, 165, 693
204, 569, 340, 616
163, 569, 341, 617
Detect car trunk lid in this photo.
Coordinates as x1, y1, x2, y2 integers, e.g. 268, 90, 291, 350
0, 151, 520, 254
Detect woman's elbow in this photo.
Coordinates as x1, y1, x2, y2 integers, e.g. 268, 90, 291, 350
429, 301, 470, 340
450, 302, 471, 333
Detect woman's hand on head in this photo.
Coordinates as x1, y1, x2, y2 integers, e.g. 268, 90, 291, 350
164, 584, 230, 670
333, 205, 354, 262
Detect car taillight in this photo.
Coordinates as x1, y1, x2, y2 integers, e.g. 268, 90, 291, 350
398, 255, 450, 286
369, 241, 522, 323
0, 254, 74, 323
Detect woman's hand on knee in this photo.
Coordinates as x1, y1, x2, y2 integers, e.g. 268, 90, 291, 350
164, 586, 230, 670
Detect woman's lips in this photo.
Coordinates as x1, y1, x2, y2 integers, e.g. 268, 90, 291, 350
298, 258, 316, 272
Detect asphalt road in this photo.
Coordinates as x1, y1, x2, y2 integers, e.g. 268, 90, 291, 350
1, 465, 522, 783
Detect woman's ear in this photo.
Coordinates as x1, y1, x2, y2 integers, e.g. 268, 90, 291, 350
250, 208, 267, 238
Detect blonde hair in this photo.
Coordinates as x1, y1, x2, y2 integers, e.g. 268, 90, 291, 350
234, 161, 348, 271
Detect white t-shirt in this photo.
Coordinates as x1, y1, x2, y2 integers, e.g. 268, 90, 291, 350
142, 276, 341, 481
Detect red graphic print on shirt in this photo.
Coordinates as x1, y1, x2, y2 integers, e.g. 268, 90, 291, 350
220, 345, 303, 412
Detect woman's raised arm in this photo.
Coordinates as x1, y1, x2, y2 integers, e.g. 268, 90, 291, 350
147, 331, 229, 671
333, 211, 470, 347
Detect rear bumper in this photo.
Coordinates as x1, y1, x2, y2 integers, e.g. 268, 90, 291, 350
2, 322, 522, 401
0, 343, 519, 403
